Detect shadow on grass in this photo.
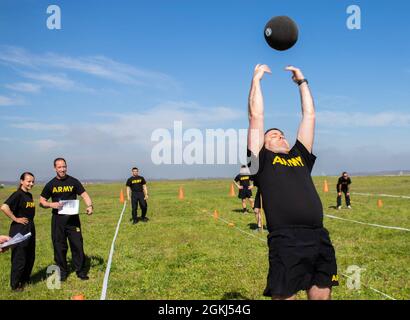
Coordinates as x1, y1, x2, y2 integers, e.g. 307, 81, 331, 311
247, 223, 268, 232
328, 205, 338, 209
248, 223, 259, 230
221, 292, 251, 300
232, 209, 245, 213
29, 255, 104, 284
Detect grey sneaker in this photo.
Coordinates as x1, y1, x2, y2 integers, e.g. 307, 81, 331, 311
337, 206, 342, 210
347, 205, 352, 209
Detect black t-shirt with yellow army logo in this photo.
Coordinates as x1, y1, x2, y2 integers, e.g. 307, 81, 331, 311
252, 140, 323, 231
234, 174, 253, 190
4, 189, 35, 220
126, 176, 146, 193
41, 175, 85, 214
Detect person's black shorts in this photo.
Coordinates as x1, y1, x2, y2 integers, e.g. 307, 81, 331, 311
263, 226, 339, 297
238, 189, 252, 199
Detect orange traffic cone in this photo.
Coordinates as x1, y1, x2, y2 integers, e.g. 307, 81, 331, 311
71, 293, 85, 300
120, 189, 125, 203
229, 183, 235, 197
377, 199, 383, 208
213, 209, 219, 220
178, 186, 184, 200
323, 180, 329, 193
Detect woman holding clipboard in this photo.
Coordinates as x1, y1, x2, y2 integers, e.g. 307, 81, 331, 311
1, 172, 36, 292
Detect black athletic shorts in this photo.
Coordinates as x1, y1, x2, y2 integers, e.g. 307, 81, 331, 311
263, 226, 339, 297
238, 189, 252, 199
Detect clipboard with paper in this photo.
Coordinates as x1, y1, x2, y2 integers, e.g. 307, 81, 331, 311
0, 232, 32, 249
58, 200, 80, 215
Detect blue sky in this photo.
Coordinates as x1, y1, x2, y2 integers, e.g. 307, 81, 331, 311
1, 0, 409, 181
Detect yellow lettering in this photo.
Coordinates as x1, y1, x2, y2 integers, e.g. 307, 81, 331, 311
52, 187, 57, 193
272, 156, 282, 165
26, 202, 35, 208
332, 275, 339, 282
288, 158, 299, 167
279, 157, 288, 166
295, 156, 304, 166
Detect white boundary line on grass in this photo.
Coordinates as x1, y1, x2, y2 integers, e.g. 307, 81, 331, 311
100, 201, 127, 300
352, 192, 410, 199
325, 214, 410, 232
340, 273, 396, 300
217, 215, 266, 243
205, 210, 397, 300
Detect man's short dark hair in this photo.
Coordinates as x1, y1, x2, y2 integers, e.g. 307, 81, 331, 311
54, 158, 66, 167
132, 167, 139, 171
265, 128, 284, 135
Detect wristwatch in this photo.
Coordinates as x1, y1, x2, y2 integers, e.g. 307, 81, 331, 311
296, 79, 308, 86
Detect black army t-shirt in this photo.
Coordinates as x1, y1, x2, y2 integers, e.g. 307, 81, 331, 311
337, 177, 351, 191
252, 140, 323, 231
234, 174, 253, 190
4, 189, 35, 220
126, 176, 146, 193
41, 175, 85, 214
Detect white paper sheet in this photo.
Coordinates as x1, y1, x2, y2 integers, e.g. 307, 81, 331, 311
0, 232, 32, 249
58, 200, 80, 215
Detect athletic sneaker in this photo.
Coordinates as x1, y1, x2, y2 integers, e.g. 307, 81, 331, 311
337, 206, 341, 210
347, 205, 352, 209
141, 217, 149, 222
11, 286, 24, 292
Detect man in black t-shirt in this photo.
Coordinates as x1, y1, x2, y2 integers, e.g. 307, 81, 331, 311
39, 158, 93, 281
126, 167, 148, 224
247, 64, 338, 300
337, 172, 352, 209
233, 166, 255, 213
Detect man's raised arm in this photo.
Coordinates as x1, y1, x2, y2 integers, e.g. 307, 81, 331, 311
286, 66, 315, 153
248, 64, 271, 156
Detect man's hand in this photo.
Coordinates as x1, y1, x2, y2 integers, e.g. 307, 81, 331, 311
253, 64, 272, 81
285, 65, 305, 83
338, 192, 342, 197
86, 206, 93, 215
346, 193, 350, 197
15, 217, 29, 225
0, 235, 11, 253
144, 195, 149, 201
50, 202, 63, 210
239, 186, 244, 190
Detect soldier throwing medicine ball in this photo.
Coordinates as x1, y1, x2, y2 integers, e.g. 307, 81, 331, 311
126, 167, 149, 224
39, 158, 93, 281
247, 64, 338, 300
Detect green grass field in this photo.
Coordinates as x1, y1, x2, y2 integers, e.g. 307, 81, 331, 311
0, 176, 409, 300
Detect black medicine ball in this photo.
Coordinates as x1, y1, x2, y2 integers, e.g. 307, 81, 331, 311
264, 16, 299, 51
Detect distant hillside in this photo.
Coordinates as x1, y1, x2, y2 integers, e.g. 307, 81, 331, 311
1, 170, 410, 186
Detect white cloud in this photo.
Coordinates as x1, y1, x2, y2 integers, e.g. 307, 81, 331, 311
317, 111, 410, 127
10, 122, 68, 132
5, 82, 41, 93
0, 95, 24, 106
21, 72, 77, 91
0, 46, 180, 91
32, 139, 59, 151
